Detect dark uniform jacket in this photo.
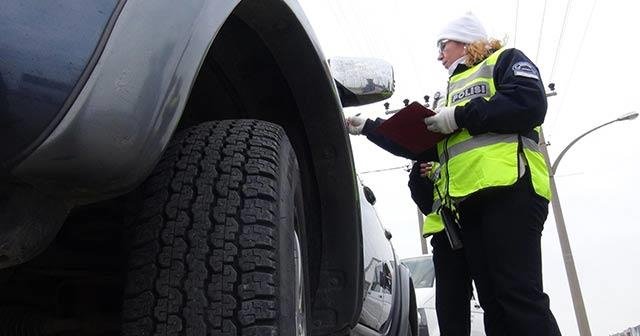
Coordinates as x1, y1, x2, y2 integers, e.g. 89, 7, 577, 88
453, 48, 547, 142
360, 47, 547, 214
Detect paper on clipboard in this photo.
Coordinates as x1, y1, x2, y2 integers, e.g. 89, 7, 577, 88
374, 101, 445, 155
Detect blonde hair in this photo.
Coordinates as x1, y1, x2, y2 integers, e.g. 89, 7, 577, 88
464, 38, 503, 66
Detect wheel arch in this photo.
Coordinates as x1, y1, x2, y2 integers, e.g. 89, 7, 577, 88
179, 1, 363, 334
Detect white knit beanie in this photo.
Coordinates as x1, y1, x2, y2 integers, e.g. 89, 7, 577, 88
436, 12, 488, 45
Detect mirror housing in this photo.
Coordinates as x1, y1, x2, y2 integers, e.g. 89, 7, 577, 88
329, 57, 394, 107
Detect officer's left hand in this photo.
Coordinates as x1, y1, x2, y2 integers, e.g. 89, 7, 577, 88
424, 106, 458, 134
419, 162, 434, 178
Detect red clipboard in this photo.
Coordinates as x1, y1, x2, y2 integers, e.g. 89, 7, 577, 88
374, 101, 445, 154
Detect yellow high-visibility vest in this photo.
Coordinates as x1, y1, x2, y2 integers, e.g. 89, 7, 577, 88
434, 48, 551, 202
421, 162, 445, 237
422, 200, 444, 237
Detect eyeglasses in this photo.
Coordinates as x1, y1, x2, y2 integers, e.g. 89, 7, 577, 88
437, 39, 450, 54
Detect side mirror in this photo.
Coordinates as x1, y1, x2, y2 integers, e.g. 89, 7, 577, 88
329, 57, 394, 107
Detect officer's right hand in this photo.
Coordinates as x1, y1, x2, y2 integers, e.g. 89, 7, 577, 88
345, 115, 365, 135
424, 106, 458, 134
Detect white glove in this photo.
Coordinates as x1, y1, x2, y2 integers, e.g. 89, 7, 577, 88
424, 106, 458, 134
345, 115, 366, 135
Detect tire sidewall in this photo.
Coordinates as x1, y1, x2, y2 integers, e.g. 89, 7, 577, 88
276, 136, 309, 335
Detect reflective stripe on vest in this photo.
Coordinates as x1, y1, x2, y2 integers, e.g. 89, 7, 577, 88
436, 48, 551, 200
437, 133, 540, 163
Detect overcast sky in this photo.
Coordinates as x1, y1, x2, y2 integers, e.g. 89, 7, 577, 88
297, 0, 640, 335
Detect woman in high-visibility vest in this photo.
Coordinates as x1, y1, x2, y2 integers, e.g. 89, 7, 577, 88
422, 12, 562, 336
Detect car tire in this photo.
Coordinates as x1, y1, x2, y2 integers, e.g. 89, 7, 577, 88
122, 119, 309, 335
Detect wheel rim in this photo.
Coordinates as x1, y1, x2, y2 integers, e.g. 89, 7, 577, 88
294, 230, 306, 336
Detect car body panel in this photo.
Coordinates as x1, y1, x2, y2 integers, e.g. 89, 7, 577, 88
356, 181, 417, 335
0, 0, 120, 172
11, 0, 240, 199
359, 182, 396, 331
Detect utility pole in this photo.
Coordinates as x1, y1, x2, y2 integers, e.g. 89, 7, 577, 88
417, 95, 432, 255
541, 83, 638, 336
540, 128, 592, 336
416, 197, 428, 254
541, 83, 593, 336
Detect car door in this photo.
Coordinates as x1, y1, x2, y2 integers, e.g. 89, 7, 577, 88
361, 263, 385, 329
358, 183, 396, 332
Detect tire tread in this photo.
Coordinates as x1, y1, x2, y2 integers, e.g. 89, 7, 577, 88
123, 120, 288, 335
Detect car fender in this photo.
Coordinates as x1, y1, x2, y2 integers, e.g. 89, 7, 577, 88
13, 0, 240, 200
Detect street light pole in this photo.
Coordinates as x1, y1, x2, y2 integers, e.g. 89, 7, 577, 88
540, 111, 638, 336
550, 112, 639, 174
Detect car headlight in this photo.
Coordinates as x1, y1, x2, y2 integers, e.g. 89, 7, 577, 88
417, 307, 428, 326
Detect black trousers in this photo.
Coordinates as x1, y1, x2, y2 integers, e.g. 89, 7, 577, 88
431, 231, 472, 335
430, 172, 562, 336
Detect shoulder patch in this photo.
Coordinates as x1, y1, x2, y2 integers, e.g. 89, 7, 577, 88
512, 61, 540, 80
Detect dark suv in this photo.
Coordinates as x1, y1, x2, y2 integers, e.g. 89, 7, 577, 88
0, 1, 416, 335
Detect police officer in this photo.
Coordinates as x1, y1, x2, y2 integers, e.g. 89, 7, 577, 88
423, 12, 562, 336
